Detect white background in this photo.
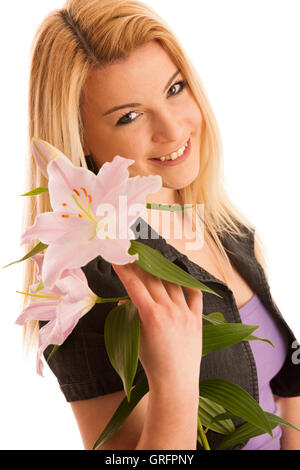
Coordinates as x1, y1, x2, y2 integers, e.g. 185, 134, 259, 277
0, 0, 299, 450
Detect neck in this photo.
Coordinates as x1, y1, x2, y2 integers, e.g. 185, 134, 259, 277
142, 187, 198, 241
146, 187, 182, 206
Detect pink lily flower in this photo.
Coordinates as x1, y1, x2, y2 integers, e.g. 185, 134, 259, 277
22, 140, 162, 288
15, 255, 98, 376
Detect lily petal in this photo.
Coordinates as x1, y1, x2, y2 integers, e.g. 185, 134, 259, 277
60, 267, 88, 283
15, 253, 98, 377
96, 237, 139, 265
15, 301, 58, 324
92, 156, 135, 209
32, 138, 66, 178
57, 297, 96, 334
125, 174, 162, 210
55, 271, 97, 303
31, 254, 44, 280
41, 238, 103, 288
47, 156, 97, 213
37, 305, 85, 376
37, 319, 64, 376
101, 173, 162, 229
21, 211, 94, 246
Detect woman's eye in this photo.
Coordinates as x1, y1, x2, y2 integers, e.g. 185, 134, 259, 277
115, 80, 187, 126
168, 80, 187, 97
116, 110, 140, 126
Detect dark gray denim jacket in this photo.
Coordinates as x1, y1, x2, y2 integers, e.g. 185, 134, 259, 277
44, 215, 300, 450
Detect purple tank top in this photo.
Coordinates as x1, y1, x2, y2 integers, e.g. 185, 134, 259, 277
238, 293, 289, 450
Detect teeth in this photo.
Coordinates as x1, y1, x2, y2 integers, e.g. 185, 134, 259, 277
158, 141, 188, 161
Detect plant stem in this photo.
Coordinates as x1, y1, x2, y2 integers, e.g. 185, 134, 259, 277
96, 295, 130, 303
197, 416, 211, 450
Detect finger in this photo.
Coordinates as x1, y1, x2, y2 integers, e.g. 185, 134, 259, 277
115, 262, 171, 305
112, 263, 156, 314
117, 299, 129, 306
141, 274, 171, 305
181, 286, 203, 315
133, 265, 186, 306
161, 279, 186, 305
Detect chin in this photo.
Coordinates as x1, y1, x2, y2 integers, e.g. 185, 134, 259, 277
175, 180, 197, 191
174, 167, 200, 190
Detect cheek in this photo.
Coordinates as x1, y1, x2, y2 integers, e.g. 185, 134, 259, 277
184, 94, 203, 129
190, 102, 203, 129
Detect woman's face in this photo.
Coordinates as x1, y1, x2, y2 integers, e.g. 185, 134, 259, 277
81, 40, 203, 203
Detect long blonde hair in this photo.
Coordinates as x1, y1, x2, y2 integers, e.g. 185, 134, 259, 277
23, 0, 269, 350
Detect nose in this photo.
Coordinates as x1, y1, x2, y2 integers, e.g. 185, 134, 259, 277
151, 107, 184, 144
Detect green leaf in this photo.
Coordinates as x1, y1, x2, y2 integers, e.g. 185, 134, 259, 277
202, 315, 274, 348
20, 187, 48, 196
246, 334, 275, 348
264, 412, 300, 433
104, 300, 140, 402
93, 377, 149, 450
202, 323, 259, 357
200, 379, 273, 437
202, 314, 274, 348
216, 411, 300, 450
198, 396, 235, 435
46, 344, 60, 364
203, 312, 227, 325
129, 240, 222, 298
216, 420, 274, 450
2, 242, 48, 268
146, 203, 194, 212
209, 411, 236, 424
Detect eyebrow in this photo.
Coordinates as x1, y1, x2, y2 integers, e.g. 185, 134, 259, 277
103, 69, 181, 116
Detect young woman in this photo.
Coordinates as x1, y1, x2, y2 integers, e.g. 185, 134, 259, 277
22, 0, 300, 450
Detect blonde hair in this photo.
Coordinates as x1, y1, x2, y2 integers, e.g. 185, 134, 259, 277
23, 0, 269, 351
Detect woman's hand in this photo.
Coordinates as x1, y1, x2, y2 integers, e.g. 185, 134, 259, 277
112, 262, 203, 395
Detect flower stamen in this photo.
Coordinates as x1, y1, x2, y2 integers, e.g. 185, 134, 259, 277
72, 194, 96, 223
16, 290, 61, 300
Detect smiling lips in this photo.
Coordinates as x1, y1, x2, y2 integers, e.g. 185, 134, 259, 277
150, 138, 190, 162
149, 138, 191, 166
